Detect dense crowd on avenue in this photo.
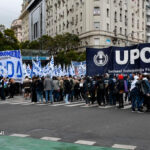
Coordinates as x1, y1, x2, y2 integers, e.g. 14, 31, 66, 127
0, 73, 150, 113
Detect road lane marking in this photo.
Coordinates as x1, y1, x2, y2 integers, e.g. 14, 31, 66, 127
36, 104, 47, 106
112, 144, 137, 150
21, 103, 33, 105
51, 101, 84, 107
8, 103, 22, 105
66, 103, 85, 107
10, 134, 30, 138
98, 106, 114, 109
41, 137, 61, 141
75, 140, 96, 145
51, 103, 66, 106
122, 105, 132, 110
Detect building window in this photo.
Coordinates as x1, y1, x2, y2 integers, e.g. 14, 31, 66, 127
137, 20, 139, 29
120, 27, 122, 35
107, 9, 109, 17
107, 23, 109, 31
94, 7, 100, 15
34, 22, 38, 39
94, 38, 100, 45
94, 22, 100, 29
80, 12, 82, 21
114, 11, 117, 22
125, 29, 127, 36
80, 26, 82, 32
120, 13, 122, 22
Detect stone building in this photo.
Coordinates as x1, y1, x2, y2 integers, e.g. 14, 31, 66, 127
11, 19, 22, 42
19, 0, 30, 41
45, 0, 146, 49
146, 0, 150, 42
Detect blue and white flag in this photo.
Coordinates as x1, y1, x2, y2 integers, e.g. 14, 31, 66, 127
32, 59, 42, 77
50, 56, 54, 71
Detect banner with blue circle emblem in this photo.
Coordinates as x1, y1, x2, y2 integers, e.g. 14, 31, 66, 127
86, 43, 150, 76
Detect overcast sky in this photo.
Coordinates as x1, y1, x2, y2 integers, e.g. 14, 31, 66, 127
0, 0, 22, 28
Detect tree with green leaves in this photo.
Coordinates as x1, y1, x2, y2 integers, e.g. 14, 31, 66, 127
0, 29, 19, 51
55, 50, 86, 65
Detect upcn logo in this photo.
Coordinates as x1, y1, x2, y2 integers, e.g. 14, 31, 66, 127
116, 47, 150, 65
94, 51, 108, 66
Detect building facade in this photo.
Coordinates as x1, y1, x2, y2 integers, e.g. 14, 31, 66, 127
19, 0, 30, 42
45, 0, 146, 49
11, 19, 22, 42
146, 0, 150, 43
27, 0, 46, 41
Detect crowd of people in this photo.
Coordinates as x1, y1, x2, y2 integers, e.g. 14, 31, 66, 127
0, 73, 150, 113
0, 77, 21, 100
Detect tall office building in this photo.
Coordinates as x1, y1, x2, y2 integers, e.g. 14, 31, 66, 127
45, 0, 146, 49
27, 0, 46, 41
146, 0, 150, 42
19, 0, 30, 42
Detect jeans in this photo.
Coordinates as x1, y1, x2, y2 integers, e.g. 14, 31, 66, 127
53, 90, 60, 102
36, 91, 43, 103
45, 90, 53, 103
109, 91, 116, 105
65, 94, 69, 103
84, 93, 90, 104
97, 89, 105, 105
131, 88, 143, 110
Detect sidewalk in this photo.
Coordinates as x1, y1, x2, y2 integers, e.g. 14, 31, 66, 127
0, 136, 124, 150
4, 95, 30, 103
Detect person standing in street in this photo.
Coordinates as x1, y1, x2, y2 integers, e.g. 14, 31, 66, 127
96, 76, 105, 106
108, 75, 115, 105
130, 75, 142, 112
31, 76, 37, 103
83, 77, 92, 106
44, 75, 54, 104
8, 78, 15, 99
53, 77, 60, 102
35, 77, 44, 103
23, 76, 31, 100
63, 76, 71, 104
0, 76, 5, 100
117, 74, 125, 108
140, 75, 150, 112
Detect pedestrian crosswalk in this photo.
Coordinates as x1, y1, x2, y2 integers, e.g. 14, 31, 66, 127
0, 134, 137, 150
0, 100, 132, 110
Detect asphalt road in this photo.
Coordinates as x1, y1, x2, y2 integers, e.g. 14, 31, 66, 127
0, 97, 150, 150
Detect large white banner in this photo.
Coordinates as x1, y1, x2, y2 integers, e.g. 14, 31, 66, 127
0, 50, 23, 83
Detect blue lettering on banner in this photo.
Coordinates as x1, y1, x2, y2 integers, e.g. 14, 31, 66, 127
86, 43, 150, 76
0, 50, 21, 59
16, 61, 22, 78
7, 61, 14, 78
